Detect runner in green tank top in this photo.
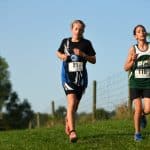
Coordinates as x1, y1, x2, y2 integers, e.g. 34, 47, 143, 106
124, 25, 150, 141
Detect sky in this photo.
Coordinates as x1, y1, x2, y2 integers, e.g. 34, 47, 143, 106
0, 0, 150, 113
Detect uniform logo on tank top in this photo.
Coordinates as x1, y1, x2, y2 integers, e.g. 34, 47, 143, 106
71, 54, 78, 62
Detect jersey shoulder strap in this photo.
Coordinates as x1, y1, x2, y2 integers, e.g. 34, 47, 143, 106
64, 39, 70, 56
133, 44, 139, 54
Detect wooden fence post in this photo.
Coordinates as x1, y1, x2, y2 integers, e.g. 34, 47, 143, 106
28, 120, 32, 129
51, 101, 55, 126
128, 72, 132, 116
92, 80, 97, 121
51, 101, 55, 117
36, 112, 40, 128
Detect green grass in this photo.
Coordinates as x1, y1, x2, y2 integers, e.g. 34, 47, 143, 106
0, 119, 150, 150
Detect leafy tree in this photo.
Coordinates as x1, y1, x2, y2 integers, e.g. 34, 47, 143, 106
5, 92, 34, 129
95, 108, 110, 120
0, 56, 12, 111
19, 99, 34, 128
5, 92, 20, 128
55, 106, 66, 119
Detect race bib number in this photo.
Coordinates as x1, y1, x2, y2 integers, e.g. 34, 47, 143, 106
135, 69, 150, 78
68, 62, 83, 72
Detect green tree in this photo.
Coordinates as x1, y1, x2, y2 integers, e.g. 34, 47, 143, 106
5, 92, 34, 129
0, 56, 12, 111
95, 108, 110, 120
55, 106, 66, 119
5, 92, 20, 128
19, 99, 34, 128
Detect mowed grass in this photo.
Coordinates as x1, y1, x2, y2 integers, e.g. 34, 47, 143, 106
0, 119, 150, 150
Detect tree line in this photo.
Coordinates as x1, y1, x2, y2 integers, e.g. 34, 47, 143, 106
0, 56, 34, 129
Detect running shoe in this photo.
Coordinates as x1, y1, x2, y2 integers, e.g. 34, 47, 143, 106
134, 133, 142, 141
69, 130, 78, 143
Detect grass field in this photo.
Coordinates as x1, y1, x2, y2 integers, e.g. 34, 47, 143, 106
0, 119, 150, 150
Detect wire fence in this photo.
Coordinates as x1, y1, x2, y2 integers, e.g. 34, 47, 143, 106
78, 71, 128, 113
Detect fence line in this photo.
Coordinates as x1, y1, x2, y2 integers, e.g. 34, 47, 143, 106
52, 71, 129, 114
78, 71, 128, 113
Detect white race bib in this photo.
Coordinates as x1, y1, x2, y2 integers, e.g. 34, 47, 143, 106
135, 69, 150, 78
68, 62, 83, 72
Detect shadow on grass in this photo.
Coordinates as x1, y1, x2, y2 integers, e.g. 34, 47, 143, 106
80, 132, 132, 140
79, 131, 150, 144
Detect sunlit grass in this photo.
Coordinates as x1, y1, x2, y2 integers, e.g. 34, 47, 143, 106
0, 119, 150, 150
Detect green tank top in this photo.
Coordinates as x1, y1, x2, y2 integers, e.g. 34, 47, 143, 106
129, 43, 150, 89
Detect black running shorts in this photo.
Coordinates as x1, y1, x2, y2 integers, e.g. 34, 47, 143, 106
130, 88, 150, 100
63, 82, 85, 101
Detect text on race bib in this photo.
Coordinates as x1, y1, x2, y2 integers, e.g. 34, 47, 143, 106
68, 62, 83, 72
135, 69, 150, 78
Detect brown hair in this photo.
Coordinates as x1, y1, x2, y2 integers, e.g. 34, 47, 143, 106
71, 20, 86, 29
133, 25, 147, 35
